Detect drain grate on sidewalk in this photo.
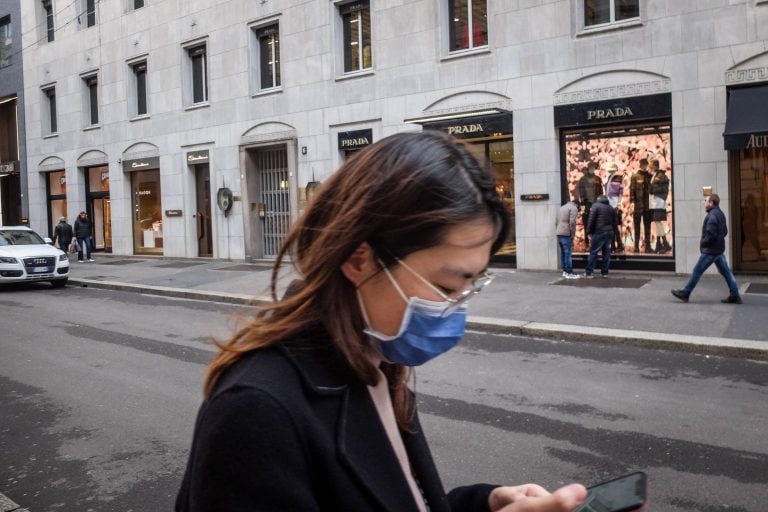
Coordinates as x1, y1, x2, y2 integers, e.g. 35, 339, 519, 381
153, 262, 208, 269
554, 277, 650, 288
96, 259, 146, 265
745, 282, 768, 295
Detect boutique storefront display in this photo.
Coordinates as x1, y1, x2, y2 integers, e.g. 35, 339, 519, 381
46, 170, 67, 234
124, 156, 162, 255
556, 93, 674, 271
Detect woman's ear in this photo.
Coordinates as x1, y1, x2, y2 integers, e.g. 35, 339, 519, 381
340, 242, 377, 287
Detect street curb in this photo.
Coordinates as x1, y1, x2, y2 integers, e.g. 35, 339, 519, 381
69, 278, 768, 361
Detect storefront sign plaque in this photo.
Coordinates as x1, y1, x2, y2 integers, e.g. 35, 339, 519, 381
165, 209, 183, 217
338, 129, 373, 150
187, 150, 210, 164
520, 193, 549, 201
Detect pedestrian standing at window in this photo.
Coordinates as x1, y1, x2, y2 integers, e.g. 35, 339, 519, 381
583, 195, 617, 278
73, 211, 94, 262
52, 217, 73, 252
176, 131, 588, 512
671, 194, 742, 304
556, 197, 581, 279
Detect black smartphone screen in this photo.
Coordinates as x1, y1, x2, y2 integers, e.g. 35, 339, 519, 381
573, 471, 647, 512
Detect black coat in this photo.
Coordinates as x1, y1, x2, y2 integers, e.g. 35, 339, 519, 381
586, 198, 617, 235
73, 217, 92, 238
53, 222, 73, 245
176, 329, 496, 512
700, 205, 727, 255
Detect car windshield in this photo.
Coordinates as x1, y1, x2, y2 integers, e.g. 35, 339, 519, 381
0, 230, 46, 246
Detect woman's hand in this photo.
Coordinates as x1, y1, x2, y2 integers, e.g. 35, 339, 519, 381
489, 483, 587, 512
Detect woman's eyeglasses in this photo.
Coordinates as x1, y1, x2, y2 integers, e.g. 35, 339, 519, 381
394, 257, 495, 317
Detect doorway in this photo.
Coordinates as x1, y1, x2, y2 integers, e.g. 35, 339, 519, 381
195, 164, 213, 257
85, 166, 112, 252
246, 145, 290, 258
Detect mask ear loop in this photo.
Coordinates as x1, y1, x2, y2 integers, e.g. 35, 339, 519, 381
377, 258, 409, 303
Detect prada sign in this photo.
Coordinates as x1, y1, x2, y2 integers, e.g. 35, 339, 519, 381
423, 113, 512, 139
123, 156, 160, 172
554, 93, 671, 127
187, 150, 209, 165
338, 129, 373, 150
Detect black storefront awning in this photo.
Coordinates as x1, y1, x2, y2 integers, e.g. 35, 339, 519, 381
723, 85, 768, 150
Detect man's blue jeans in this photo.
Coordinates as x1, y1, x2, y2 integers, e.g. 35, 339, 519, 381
585, 231, 613, 276
77, 236, 92, 261
683, 252, 740, 297
557, 235, 573, 274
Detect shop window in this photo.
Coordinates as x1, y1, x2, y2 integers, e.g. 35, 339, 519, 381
583, 0, 639, 28
734, 147, 768, 270
134, 0, 145, 8
251, 23, 281, 91
339, 1, 371, 73
82, 74, 99, 126
0, 16, 11, 69
129, 60, 148, 116
131, 169, 162, 254
42, 1, 54, 43
184, 42, 208, 105
42, 85, 57, 135
448, 0, 488, 52
563, 126, 673, 257
46, 171, 67, 237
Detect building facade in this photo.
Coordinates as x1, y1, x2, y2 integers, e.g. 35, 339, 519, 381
0, 0, 27, 226
19, 0, 768, 273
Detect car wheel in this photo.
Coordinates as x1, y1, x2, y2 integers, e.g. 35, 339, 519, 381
51, 278, 68, 288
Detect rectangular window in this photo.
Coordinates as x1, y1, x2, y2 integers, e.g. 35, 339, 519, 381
584, 0, 639, 27
83, 75, 99, 125
256, 24, 281, 90
187, 44, 208, 104
43, 86, 57, 134
0, 16, 11, 68
132, 61, 148, 115
43, 1, 54, 42
449, 0, 487, 52
134, 0, 145, 8
85, 0, 96, 27
340, 1, 371, 73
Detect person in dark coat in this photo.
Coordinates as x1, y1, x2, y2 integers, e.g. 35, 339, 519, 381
584, 195, 617, 278
52, 217, 73, 252
672, 194, 741, 304
176, 131, 588, 512
73, 211, 94, 262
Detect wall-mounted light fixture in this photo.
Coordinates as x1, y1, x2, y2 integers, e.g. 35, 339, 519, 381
301, 146, 308, 155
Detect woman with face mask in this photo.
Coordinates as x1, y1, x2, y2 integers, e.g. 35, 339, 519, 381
176, 131, 587, 512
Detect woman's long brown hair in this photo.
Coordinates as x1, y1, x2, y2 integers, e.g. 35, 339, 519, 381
204, 130, 510, 427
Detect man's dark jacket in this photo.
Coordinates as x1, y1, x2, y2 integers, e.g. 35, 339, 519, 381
586, 196, 617, 235
176, 328, 496, 512
701, 205, 727, 255
73, 217, 92, 239
52, 221, 73, 246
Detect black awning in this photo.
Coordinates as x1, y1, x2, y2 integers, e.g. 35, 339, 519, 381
723, 85, 768, 150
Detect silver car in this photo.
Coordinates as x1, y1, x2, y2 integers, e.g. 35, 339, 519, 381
0, 226, 70, 288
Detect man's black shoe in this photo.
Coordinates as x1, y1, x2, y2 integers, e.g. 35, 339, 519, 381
721, 296, 742, 304
671, 289, 689, 302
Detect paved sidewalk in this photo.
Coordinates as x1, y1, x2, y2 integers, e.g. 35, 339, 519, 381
66, 254, 768, 360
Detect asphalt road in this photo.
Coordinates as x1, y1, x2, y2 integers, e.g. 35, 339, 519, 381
1, 284, 766, 511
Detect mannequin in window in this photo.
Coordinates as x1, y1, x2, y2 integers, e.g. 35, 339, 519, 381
604, 163, 625, 253
576, 161, 603, 232
648, 159, 670, 254
629, 158, 652, 253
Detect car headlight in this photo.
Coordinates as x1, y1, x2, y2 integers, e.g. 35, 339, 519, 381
59, 253, 69, 262
0, 256, 18, 264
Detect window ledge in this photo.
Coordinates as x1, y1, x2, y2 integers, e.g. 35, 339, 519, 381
335, 69, 374, 82
42, 133, 59, 139
130, 114, 150, 122
184, 102, 210, 111
83, 124, 101, 132
252, 87, 283, 98
577, 19, 643, 37
441, 46, 491, 63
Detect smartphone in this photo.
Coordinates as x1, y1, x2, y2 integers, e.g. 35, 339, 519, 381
573, 471, 648, 512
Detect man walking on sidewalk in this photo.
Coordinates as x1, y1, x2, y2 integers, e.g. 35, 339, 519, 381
584, 195, 616, 278
671, 194, 741, 304
556, 197, 581, 279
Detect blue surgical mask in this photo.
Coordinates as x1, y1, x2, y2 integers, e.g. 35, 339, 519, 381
358, 266, 468, 366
